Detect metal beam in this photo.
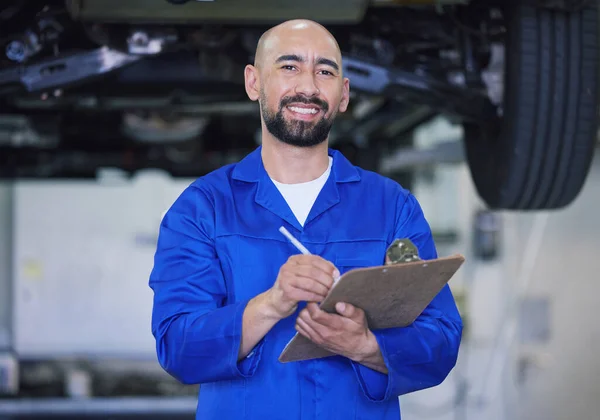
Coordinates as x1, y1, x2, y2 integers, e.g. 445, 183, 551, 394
379, 138, 465, 173
342, 56, 497, 123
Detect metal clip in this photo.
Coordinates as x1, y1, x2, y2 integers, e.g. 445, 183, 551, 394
385, 238, 421, 265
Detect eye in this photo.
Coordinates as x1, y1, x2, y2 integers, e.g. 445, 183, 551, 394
281, 65, 296, 71
318, 70, 334, 76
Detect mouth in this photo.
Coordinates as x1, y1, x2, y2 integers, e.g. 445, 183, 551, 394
285, 104, 322, 120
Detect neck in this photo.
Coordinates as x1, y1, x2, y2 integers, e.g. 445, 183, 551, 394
261, 130, 330, 184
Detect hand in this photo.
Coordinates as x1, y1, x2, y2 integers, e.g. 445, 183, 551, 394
266, 255, 340, 319
295, 302, 378, 362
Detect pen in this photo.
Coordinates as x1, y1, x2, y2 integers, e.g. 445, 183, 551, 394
278, 226, 311, 255
279, 226, 340, 282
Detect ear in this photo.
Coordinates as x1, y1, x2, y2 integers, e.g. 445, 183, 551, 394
244, 64, 260, 102
338, 77, 350, 113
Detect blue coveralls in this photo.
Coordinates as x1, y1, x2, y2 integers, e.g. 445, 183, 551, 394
149, 146, 462, 420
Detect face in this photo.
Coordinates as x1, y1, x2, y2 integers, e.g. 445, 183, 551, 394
245, 23, 350, 148
260, 84, 333, 148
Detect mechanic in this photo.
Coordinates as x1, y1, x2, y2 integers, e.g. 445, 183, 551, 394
149, 19, 462, 420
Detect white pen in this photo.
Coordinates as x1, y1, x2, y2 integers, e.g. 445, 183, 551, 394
278, 226, 311, 255
278, 226, 340, 282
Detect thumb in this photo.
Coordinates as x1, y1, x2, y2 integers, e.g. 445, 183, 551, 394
336, 302, 358, 319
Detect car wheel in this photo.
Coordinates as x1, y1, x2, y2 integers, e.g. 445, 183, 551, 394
463, 0, 599, 210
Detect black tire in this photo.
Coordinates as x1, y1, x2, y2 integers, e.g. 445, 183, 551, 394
463, 1, 599, 210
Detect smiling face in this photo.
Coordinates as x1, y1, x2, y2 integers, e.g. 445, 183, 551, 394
245, 20, 350, 148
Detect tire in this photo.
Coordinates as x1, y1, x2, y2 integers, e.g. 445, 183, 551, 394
463, 0, 599, 210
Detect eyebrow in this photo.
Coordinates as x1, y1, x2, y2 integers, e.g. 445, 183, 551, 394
275, 54, 340, 72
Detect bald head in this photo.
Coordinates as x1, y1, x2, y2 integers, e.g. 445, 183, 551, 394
253, 19, 342, 72
243, 19, 350, 149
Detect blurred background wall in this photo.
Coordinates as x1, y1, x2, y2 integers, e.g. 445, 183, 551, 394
0, 184, 12, 350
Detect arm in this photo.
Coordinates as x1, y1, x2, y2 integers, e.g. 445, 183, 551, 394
354, 331, 388, 374
150, 184, 275, 384
351, 193, 463, 402
238, 292, 282, 360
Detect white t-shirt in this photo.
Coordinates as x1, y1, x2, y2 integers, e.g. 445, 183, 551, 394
271, 156, 333, 226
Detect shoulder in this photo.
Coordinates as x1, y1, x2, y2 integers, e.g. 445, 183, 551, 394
346, 165, 434, 255
161, 163, 238, 240
355, 168, 435, 255
357, 168, 426, 222
180, 162, 238, 203
352, 165, 415, 206
331, 147, 424, 215
162, 163, 236, 226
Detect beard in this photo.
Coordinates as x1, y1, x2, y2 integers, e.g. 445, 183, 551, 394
260, 92, 336, 148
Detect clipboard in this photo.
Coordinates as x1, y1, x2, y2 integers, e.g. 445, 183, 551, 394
278, 249, 465, 363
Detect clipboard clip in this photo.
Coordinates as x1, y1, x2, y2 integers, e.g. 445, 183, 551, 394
385, 238, 421, 265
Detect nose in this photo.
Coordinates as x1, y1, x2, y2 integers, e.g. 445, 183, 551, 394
294, 72, 320, 97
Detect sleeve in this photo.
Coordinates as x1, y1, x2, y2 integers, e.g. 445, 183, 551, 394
149, 183, 265, 385
351, 192, 463, 402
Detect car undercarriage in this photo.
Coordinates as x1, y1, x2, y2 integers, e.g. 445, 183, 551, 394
0, 0, 598, 210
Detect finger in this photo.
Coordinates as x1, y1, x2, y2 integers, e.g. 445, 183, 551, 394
295, 318, 314, 340
295, 322, 312, 340
296, 316, 322, 344
304, 304, 344, 330
289, 273, 330, 296
291, 255, 340, 279
335, 302, 365, 323
285, 287, 326, 303
284, 279, 328, 302
293, 264, 336, 289
335, 302, 352, 316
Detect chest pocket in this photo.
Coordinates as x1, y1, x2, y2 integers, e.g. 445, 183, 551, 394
335, 258, 374, 275
329, 240, 387, 276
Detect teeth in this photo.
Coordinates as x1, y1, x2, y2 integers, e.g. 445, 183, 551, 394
289, 106, 318, 115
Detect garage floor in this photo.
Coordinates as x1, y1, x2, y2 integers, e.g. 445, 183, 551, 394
0, 396, 197, 420
2, 416, 194, 420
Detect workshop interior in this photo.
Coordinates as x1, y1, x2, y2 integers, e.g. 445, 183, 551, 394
1, 0, 600, 419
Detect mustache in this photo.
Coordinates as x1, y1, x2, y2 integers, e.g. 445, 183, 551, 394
280, 95, 329, 112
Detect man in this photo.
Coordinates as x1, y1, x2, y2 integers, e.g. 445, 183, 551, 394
149, 19, 462, 420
